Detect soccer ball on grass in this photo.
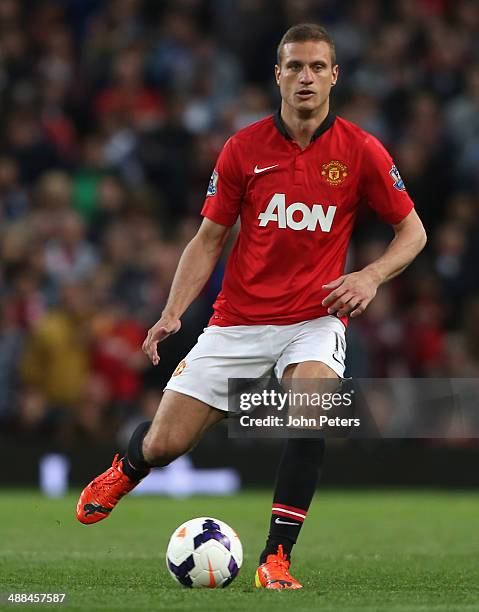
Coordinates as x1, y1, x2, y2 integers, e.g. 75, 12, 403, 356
166, 517, 243, 588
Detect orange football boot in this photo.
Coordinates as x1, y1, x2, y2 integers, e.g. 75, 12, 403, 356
254, 544, 303, 589
76, 454, 145, 524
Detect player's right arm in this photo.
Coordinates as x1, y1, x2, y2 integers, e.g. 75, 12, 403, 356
143, 135, 243, 365
142, 218, 231, 365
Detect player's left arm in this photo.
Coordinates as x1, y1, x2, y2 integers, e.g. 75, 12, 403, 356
322, 208, 426, 318
322, 134, 427, 318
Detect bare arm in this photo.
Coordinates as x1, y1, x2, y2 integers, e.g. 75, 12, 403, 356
142, 218, 231, 365
322, 209, 427, 318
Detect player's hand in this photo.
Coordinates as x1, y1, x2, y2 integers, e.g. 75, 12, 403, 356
142, 315, 181, 366
321, 270, 380, 318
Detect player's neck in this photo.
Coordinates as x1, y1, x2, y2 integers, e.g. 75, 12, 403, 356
280, 101, 330, 150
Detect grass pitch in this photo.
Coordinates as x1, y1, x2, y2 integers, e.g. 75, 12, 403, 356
1, 489, 478, 611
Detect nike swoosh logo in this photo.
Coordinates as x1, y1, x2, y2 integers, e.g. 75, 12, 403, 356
274, 517, 298, 526
254, 164, 279, 174
207, 557, 216, 588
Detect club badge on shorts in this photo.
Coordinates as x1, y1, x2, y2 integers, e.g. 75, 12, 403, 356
321, 160, 348, 186
172, 360, 186, 377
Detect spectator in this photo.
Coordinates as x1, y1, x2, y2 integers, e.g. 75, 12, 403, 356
4, 110, 62, 184
0, 156, 30, 221
20, 280, 93, 408
0, 298, 24, 421
44, 210, 98, 285
91, 301, 146, 407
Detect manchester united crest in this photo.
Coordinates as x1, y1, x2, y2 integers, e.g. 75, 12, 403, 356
172, 360, 186, 377
321, 160, 348, 186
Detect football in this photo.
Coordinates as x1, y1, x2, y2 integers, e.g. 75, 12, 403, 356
166, 517, 243, 588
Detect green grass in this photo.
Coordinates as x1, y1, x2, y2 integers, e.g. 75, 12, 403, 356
1, 490, 478, 611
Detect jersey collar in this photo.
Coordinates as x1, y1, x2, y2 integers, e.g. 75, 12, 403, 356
273, 109, 336, 143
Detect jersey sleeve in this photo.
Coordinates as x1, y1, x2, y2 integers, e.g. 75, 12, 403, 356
359, 134, 414, 225
201, 137, 244, 227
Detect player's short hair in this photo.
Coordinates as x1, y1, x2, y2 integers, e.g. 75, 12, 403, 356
277, 23, 336, 66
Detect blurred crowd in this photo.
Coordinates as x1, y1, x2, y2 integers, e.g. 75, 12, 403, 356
1, 0, 479, 442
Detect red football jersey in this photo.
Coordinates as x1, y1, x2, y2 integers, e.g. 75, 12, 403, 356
201, 112, 414, 327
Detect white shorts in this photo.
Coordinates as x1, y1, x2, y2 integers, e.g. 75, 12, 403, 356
165, 316, 346, 412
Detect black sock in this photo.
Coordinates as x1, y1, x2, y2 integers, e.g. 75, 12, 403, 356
122, 421, 152, 481
260, 438, 325, 563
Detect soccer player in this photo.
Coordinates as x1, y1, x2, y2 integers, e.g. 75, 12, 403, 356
76, 24, 426, 589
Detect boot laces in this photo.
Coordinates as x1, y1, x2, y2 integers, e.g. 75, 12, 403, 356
265, 545, 292, 579
91, 454, 124, 491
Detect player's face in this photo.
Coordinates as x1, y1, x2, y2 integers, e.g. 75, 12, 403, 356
275, 41, 338, 114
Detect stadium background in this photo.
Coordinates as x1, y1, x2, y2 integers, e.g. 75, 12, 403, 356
1, 0, 479, 488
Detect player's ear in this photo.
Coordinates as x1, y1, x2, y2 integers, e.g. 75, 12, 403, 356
274, 64, 281, 85
331, 64, 339, 87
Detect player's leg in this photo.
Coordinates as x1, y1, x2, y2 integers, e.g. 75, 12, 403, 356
76, 392, 224, 524
256, 316, 346, 589
76, 322, 275, 525
125, 390, 225, 474
255, 360, 336, 589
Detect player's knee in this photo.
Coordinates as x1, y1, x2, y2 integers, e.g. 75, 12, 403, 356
142, 431, 190, 467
